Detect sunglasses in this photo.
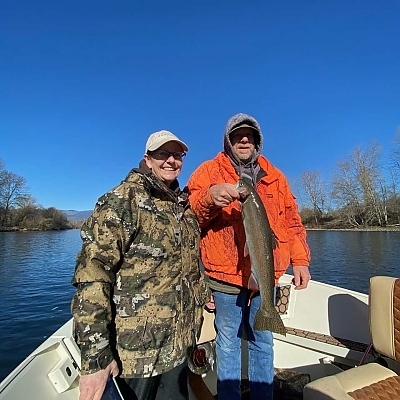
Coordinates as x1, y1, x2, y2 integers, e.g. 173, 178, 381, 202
149, 150, 186, 161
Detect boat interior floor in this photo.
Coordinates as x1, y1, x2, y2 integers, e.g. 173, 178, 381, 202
213, 369, 311, 400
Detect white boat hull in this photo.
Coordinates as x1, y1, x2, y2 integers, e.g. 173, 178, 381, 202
1, 274, 398, 399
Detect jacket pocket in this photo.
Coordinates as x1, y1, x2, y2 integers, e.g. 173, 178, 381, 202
117, 315, 176, 353
115, 292, 177, 353
115, 292, 177, 318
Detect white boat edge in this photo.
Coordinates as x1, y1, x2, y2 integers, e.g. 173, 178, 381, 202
1, 274, 399, 399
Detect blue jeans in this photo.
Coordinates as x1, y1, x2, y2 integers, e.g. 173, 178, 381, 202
213, 290, 274, 400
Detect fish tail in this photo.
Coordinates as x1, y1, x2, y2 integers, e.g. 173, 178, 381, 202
253, 307, 286, 336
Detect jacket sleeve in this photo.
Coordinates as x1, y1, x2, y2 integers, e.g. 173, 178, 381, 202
282, 177, 311, 267
71, 195, 137, 374
187, 163, 221, 228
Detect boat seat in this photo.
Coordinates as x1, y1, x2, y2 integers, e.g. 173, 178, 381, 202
303, 276, 400, 399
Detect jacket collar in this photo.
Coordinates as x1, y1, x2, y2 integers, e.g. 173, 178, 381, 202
216, 152, 280, 184
128, 159, 181, 199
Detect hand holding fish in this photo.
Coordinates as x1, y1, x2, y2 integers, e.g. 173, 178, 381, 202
292, 265, 311, 290
209, 183, 240, 207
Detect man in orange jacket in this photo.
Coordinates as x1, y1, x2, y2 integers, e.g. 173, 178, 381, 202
187, 113, 311, 400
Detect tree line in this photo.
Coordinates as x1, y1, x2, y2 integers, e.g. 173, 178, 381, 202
0, 159, 72, 230
297, 128, 400, 228
1, 128, 400, 231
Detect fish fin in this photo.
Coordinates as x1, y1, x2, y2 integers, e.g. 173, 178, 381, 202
247, 290, 258, 306
253, 307, 286, 336
244, 242, 249, 257
248, 272, 259, 291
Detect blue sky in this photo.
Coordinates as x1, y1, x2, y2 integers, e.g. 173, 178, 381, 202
1, 0, 399, 211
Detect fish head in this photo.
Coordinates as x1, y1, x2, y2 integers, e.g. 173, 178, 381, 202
236, 178, 252, 202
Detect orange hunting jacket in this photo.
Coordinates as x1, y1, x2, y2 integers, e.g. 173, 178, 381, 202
187, 152, 310, 287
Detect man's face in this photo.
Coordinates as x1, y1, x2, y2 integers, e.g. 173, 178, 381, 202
229, 127, 256, 163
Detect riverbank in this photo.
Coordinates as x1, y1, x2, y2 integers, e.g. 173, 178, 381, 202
2, 225, 400, 232
306, 225, 400, 231
0, 227, 77, 232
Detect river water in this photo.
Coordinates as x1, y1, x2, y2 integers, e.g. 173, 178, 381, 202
0, 229, 399, 382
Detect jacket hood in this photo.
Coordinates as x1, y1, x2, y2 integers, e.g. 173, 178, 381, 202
223, 113, 263, 165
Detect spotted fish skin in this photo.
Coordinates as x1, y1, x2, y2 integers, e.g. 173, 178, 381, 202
237, 178, 286, 336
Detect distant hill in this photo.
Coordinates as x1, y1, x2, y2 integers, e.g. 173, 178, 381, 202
62, 210, 92, 221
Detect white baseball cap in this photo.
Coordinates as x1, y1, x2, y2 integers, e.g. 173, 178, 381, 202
145, 130, 189, 153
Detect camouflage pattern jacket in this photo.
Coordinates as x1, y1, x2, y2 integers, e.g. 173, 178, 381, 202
71, 165, 210, 378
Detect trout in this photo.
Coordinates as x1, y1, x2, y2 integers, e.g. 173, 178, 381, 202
237, 178, 286, 335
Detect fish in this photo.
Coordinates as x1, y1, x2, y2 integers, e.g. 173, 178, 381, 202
237, 177, 286, 335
